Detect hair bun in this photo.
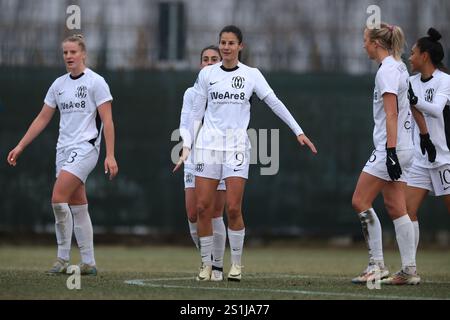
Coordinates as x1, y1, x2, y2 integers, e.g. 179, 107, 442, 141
427, 28, 442, 42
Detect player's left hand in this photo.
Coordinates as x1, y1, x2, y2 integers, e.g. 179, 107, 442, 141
297, 134, 317, 154
104, 156, 118, 180
419, 133, 436, 163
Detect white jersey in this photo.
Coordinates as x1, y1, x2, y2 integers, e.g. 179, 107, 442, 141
191, 62, 303, 152
179, 87, 196, 165
410, 69, 450, 168
372, 55, 412, 151
44, 68, 113, 150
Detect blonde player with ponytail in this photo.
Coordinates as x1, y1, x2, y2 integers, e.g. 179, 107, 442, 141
351, 23, 420, 285
7, 34, 118, 275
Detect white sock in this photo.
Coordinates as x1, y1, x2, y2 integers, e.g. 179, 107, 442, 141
52, 203, 73, 261
212, 217, 226, 269
188, 221, 199, 249
199, 236, 213, 266
412, 220, 420, 253
393, 215, 416, 273
358, 208, 384, 266
228, 228, 245, 265
71, 204, 95, 266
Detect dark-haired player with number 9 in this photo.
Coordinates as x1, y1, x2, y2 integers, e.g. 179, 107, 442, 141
177, 25, 317, 282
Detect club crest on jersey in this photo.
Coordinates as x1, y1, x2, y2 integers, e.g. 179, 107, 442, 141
232, 76, 245, 89
75, 85, 87, 98
425, 88, 434, 102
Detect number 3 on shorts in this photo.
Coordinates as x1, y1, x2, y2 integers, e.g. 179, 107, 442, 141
67, 151, 78, 164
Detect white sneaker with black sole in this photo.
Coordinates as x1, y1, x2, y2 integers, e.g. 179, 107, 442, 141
227, 264, 242, 282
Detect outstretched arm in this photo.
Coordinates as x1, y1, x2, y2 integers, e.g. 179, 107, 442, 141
263, 92, 317, 154
98, 101, 118, 180
7, 104, 55, 166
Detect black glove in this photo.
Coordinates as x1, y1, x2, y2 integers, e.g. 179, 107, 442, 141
408, 82, 418, 105
386, 147, 402, 181
419, 133, 436, 162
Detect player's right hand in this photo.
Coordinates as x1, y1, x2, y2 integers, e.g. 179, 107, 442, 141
7, 145, 24, 166
173, 147, 190, 173
408, 82, 418, 105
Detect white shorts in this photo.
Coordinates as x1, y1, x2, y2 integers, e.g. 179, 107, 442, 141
56, 142, 99, 184
362, 149, 413, 183
184, 164, 226, 190
193, 148, 250, 180
407, 162, 450, 196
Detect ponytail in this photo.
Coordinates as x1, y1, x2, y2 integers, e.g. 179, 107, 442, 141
366, 22, 405, 60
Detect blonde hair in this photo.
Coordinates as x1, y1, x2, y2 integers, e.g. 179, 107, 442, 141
62, 34, 86, 52
366, 23, 405, 60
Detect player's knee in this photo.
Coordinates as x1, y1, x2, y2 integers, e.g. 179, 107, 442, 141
352, 193, 367, 213
187, 206, 197, 222
383, 198, 394, 213
196, 201, 211, 219
51, 190, 67, 204
226, 203, 241, 220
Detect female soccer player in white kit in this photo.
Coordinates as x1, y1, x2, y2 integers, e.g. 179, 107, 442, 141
178, 25, 317, 281
176, 45, 227, 281
351, 23, 420, 285
7, 34, 118, 275
406, 28, 450, 259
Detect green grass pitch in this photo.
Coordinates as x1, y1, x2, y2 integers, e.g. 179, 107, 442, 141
0, 245, 449, 300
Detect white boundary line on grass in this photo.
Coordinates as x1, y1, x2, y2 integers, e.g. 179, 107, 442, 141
124, 274, 450, 300
268, 273, 450, 285
126, 271, 450, 284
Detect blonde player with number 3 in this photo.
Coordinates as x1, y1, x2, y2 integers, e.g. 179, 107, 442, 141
7, 34, 118, 276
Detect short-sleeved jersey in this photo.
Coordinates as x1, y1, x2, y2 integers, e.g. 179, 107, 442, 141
372, 56, 412, 151
193, 62, 274, 151
410, 69, 450, 168
44, 68, 113, 150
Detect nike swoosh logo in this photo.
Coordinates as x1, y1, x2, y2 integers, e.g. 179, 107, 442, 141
58, 91, 64, 95
232, 248, 239, 251
233, 169, 242, 172
209, 81, 218, 85
443, 186, 450, 190
388, 157, 396, 165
